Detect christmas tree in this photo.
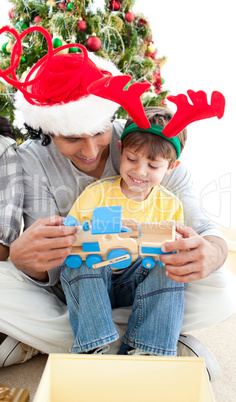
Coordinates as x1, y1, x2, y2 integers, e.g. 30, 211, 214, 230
0, 0, 168, 135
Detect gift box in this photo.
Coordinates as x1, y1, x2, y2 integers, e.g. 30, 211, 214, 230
0, 384, 29, 401
34, 354, 214, 401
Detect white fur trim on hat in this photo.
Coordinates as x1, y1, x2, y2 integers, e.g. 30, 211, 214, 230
15, 91, 119, 136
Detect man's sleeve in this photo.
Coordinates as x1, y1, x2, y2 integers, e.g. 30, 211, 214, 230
0, 143, 24, 246
17, 143, 59, 229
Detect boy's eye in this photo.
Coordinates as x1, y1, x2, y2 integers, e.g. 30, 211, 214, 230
127, 157, 136, 162
149, 164, 158, 169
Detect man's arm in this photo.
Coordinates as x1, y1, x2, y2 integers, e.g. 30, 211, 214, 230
160, 222, 228, 283
0, 140, 24, 259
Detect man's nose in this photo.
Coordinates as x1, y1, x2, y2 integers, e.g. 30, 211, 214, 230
81, 138, 98, 158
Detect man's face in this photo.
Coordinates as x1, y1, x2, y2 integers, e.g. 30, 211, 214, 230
52, 125, 112, 175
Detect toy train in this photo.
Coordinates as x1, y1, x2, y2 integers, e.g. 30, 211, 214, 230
63, 206, 176, 270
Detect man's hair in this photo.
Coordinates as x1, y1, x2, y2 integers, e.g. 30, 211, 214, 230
0, 116, 15, 140
25, 114, 116, 146
122, 106, 187, 166
24, 124, 52, 146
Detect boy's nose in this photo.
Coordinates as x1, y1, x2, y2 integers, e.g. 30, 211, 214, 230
134, 164, 147, 177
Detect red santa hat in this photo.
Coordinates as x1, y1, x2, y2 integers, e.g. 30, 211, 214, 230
0, 25, 151, 136
15, 51, 123, 136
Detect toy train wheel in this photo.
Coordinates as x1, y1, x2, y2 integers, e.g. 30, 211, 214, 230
107, 249, 132, 269
86, 254, 103, 269
65, 255, 82, 268
142, 256, 156, 269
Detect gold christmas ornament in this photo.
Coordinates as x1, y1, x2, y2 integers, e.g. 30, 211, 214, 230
46, 0, 56, 6
57, 40, 69, 54
20, 68, 30, 81
146, 43, 156, 54
158, 56, 167, 68
6, 41, 13, 53
110, 15, 124, 32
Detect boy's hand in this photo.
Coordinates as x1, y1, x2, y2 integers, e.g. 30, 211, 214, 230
10, 216, 78, 281
159, 222, 228, 283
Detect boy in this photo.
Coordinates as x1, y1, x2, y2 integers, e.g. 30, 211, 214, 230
60, 106, 187, 356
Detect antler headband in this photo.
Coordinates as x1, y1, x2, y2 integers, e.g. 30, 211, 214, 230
120, 89, 225, 158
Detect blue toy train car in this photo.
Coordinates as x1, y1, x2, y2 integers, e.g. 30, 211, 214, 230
63, 206, 176, 270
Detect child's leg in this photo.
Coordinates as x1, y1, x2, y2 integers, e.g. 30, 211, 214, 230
60, 263, 119, 353
115, 263, 186, 356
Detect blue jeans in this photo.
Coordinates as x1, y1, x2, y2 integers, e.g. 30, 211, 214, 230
60, 258, 186, 355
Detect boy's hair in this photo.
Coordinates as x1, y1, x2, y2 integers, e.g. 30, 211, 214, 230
122, 106, 187, 166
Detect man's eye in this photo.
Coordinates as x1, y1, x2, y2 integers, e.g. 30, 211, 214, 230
66, 138, 81, 143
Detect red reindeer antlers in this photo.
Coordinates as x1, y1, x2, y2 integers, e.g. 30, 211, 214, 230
162, 90, 226, 138
88, 75, 151, 129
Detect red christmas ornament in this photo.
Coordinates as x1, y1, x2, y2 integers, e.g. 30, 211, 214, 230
152, 72, 163, 95
34, 16, 42, 23
58, 2, 67, 9
109, 1, 121, 11
8, 8, 16, 20
125, 12, 135, 23
86, 36, 101, 52
138, 18, 148, 26
77, 20, 87, 32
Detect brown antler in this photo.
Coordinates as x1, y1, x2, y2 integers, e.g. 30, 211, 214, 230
88, 75, 151, 129
162, 90, 225, 138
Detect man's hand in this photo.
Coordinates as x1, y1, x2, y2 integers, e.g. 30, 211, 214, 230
9, 216, 77, 281
159, 222, 228, 283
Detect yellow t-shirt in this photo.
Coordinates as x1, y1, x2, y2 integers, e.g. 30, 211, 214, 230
69, 176, 183, 224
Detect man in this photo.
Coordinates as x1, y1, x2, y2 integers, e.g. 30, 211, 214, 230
0, 27, 235, 381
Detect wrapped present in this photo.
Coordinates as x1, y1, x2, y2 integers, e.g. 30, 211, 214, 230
0, 385, 29, 402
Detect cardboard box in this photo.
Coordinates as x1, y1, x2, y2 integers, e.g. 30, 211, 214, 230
34, 354, 214, 402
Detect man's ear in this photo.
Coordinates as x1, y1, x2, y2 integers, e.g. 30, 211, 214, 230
118, 140, 122, 154
165, 160, 181, 176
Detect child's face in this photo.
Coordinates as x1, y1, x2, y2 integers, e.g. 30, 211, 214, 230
119, 144, 174, 201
